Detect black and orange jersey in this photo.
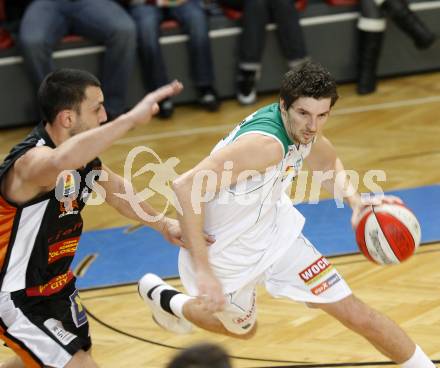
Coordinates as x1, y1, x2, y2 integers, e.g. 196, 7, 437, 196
0, 123, 101, 295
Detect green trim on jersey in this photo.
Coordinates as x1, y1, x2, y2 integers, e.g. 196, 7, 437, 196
233, 103, 293, 155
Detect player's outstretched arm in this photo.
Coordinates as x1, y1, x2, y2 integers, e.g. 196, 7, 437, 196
98, 164, 185, 247
305, 134, 361, 208
14, 81, 183, 189
305, 135, 402, 228
172, 134, 284, 312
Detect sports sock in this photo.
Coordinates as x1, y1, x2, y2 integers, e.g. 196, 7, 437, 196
401, 345, 436, 368
151, 284, 192, 320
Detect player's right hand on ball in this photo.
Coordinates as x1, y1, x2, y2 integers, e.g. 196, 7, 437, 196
196, 269, 225, 313
125, 80, 183, 126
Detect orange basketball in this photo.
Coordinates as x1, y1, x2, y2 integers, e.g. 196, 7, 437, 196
355, 203, 421, 264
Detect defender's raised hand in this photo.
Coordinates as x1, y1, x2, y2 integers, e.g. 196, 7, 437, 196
125, 80, 183, 126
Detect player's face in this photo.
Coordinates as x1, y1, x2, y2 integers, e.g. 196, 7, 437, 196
70, 86, 107, 136
281, 97, 332, 145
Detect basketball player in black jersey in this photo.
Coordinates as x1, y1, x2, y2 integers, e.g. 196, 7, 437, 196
0, 69, 185, 368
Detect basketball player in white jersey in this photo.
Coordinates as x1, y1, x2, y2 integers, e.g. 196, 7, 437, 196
139, 61, 436, 367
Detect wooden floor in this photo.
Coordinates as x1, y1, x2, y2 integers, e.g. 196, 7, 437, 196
1, 72, 440, 367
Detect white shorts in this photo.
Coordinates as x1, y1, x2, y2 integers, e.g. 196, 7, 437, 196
180, 234, 352, 335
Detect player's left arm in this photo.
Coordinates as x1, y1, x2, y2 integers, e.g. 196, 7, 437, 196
305, 135, 402, 227
305, 134, 367, 227
305, 134, 361, 208
97, 164, 184, 247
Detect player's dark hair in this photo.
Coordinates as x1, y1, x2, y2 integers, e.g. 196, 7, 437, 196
167, 343, 232, 368
38, 68, 101, 124
280, 60, 339, 110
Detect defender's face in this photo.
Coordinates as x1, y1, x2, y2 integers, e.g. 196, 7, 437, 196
281, 97, 332, 145
70, 86, 107, 135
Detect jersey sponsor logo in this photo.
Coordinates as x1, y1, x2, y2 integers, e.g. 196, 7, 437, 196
299, 256, 333, 284
63, 173, 76, 197
48, 221, 82, 244
311, 273, 341, 295
80, 187, 90, 201
59, 199, 79, 218
282, 157, 303, 182
69, 290, 88, 328
282, 165, 296, 182
43, 318, 77, 345
48, 237, 79, 264
26, 270, 74, 297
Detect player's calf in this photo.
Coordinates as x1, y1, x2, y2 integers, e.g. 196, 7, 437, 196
311, 295, 436, 367
65, 350, 98, 368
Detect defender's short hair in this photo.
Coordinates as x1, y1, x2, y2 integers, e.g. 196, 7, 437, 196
38, 69, 101, 124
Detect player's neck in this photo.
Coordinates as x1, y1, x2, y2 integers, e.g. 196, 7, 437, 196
45, 122, 70, 147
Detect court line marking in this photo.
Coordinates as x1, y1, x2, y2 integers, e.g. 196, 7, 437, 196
74, 253, 98, 277
88, 303, 440, 367
115, 95, 440, 145
78, 243, 440, 295
2, 94, 439, 157
80, 245, 440, 365
84, 306, 312, 364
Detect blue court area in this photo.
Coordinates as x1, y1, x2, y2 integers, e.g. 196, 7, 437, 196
72, 185, 440, 289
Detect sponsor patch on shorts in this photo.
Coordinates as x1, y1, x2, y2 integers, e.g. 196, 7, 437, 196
44, 318, 77, 346
70, 290, 88, 328
311, 274, 341, 295
299, 256, 333, 285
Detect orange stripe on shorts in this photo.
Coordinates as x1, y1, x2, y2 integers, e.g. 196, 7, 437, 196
0, 325, 42, 367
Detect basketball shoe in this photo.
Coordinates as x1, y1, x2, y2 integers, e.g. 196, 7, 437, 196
138, 273, 192, 334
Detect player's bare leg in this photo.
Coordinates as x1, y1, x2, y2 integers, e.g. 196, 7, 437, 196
65, 350, 99, 368
0, 356, 25, 368
138, 273, 256, 339
310, 294, 435, 367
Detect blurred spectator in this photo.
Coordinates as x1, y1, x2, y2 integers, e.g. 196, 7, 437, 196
357, 0, 436, 94
4, 0, 30, 31
167, 343, 232, 368
128, 0, 220, 119
219, 0, 308, 105
18, 0, 136, 120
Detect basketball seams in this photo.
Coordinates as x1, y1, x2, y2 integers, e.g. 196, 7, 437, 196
367, 209, 400, 264
376, 204, 421, 249
372, 209, 415, 262
355, 209, 376, 263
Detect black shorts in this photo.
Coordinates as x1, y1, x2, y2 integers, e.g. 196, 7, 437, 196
0, 281, 91, 367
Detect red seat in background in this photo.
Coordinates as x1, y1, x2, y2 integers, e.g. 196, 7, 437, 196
325, 0, 358, 6
0, 0, 14, 49
60, 19, 180, 45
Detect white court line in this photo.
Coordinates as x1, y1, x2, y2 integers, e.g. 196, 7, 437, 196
116, 95, 440, 145
116, 124, 235, 144
332, 95, 440, 115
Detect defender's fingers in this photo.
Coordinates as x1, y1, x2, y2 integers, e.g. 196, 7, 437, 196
150, 80, 183, 103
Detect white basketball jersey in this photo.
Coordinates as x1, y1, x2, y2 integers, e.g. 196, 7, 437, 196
205, 103, 313, 254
